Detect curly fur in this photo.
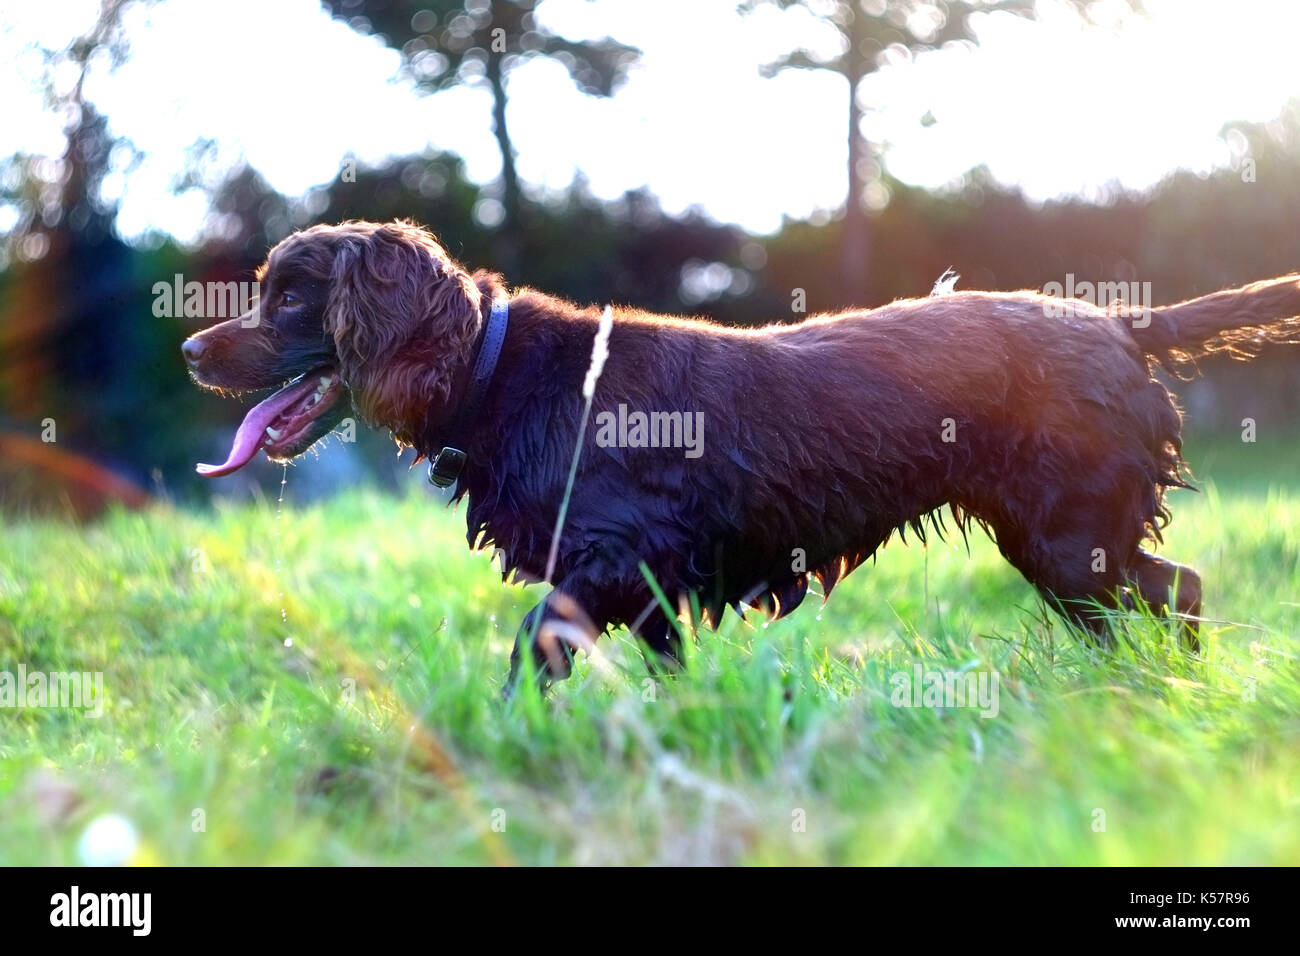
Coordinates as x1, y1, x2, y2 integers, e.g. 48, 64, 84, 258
183, 220, 1300, 685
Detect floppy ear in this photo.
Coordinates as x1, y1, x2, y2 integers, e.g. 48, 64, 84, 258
324, 224, 482, 434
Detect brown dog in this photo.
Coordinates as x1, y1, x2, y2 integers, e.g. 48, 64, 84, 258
183, 220, 1300, 685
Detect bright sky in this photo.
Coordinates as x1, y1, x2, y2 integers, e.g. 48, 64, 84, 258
1, 0, 1298, 244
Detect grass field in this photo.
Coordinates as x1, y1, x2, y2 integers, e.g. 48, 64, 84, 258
1, 434, 1298, 865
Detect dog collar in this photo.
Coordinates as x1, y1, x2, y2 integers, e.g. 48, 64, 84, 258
428, 297, 510, 489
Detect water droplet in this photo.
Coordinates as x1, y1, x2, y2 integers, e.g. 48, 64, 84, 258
274, 465, 291, 637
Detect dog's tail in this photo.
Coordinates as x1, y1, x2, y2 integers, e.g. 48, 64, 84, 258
1131, 274, 1300, 368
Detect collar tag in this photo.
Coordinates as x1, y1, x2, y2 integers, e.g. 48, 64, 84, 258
428, 447, 467, 488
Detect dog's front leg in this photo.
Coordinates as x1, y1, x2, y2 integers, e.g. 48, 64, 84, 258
504, 588, 603, 697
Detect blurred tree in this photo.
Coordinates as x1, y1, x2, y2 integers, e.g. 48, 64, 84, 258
310, 155, 748, 317
742, 0, 1128, 305
322, 0, 639, 268
5, 0, 1299, 509
0, 0, 135, 428
0, 0, 185, 512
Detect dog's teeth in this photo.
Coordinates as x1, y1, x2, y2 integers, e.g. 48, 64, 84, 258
318, 376, 332, 390
265, 427, 283, 440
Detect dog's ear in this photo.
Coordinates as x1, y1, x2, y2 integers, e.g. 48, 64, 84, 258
324, 223, 482, 429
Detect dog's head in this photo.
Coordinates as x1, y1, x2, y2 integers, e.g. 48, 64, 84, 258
182, 220, 482, 476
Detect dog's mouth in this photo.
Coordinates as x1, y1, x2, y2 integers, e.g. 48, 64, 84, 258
196, 366, 347, 477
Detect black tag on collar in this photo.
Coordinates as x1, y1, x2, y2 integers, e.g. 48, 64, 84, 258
427, 447, 467, 488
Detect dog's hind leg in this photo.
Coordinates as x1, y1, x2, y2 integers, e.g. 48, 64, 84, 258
1124, 550, 1203, 648
989, 488, 1203, 648
987, 497, 1137, 642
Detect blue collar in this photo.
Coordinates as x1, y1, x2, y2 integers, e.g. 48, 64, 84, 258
428, 297, 509, 489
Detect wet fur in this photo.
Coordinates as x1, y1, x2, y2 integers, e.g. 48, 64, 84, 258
183, 221, 1300, 684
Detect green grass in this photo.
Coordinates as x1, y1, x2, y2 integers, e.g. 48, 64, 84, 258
1, 435, 1298, 865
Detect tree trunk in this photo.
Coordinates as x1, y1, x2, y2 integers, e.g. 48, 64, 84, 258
485, 43, 521, 274
841, 9, 870, 306
486, 53, 520, 220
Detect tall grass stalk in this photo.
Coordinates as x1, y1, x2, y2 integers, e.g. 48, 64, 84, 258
544, 305, 614, 585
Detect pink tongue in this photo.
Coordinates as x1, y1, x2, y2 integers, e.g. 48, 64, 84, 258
196, 375, 318, 477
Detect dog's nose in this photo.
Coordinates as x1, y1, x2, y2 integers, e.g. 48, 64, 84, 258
182, 338, 206, 369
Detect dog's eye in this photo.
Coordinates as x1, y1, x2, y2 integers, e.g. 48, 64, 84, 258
281, 291, 300, 307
